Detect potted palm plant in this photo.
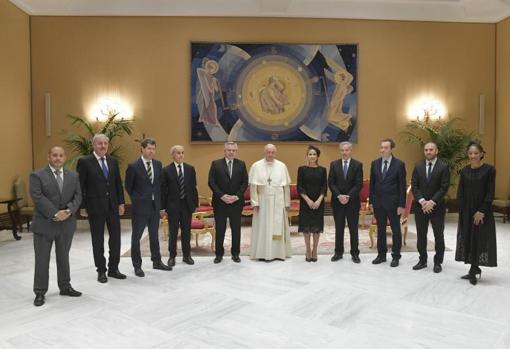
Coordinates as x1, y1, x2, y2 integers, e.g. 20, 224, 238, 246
400, 117, 474, 189
64, 111, 134, 166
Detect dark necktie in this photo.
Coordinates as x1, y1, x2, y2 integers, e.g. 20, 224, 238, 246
427, 162, 432, 180
54, 170, 63, 193
146, 161, 153, 183
343, 160, 348, 179
100, 157, 109, 178
178, 164, 185, 199
382, 160, 388, 179
228, 160, 233, 179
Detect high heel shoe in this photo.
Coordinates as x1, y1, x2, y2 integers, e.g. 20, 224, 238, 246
305, 256, 312, 262
311, 253, 318, 262
461, 268, 481, 281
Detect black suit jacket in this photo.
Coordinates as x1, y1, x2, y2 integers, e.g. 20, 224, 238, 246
125, 158, 162, 215
411, 159, 450, 210
328, 158, 363, 207
161, 162, 199, 212
76, 154, 125, 216
208, 158, 248, 209
369, 157, 406, 210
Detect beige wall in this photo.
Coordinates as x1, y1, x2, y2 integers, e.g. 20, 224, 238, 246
496, 17, 510, 198
0, 0, 32, 200
29, 17, 496, 197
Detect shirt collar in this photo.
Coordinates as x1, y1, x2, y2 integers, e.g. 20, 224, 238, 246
48, 165, 62, 174
141, 156, 152, 164
382, 156, 392, 163
93, 152, 106, 161
427, 157, 438, 166
225, 158, 234, 164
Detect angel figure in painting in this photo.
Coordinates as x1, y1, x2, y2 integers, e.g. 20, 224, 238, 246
196, 58, 223, 126
326, 68, 354, 132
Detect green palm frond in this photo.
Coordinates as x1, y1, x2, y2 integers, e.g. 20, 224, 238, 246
63, 111, 134, 167
399, 117, 474, 191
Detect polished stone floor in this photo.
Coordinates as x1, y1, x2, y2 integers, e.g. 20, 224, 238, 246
0, 214, 509, 349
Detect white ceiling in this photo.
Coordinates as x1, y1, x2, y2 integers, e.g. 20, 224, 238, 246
9, 0, 510, 23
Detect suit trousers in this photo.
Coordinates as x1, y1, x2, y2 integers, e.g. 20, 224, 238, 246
374, 206, 402, 258
168, 199, 192, 258
213, 203, 242, 257
415, 207, 445, 264
332, 202, 360, 256
131, 202, 162, 268
88, 210, 121, 273
33, 230, 74, 295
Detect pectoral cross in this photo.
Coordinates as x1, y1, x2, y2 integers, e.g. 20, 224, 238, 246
267, 177, 272, 185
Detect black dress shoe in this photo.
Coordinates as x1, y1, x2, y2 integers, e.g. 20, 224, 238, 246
352, 255, 361, 264
183, 256, 195, 265
60, 287, 82, 297
153, 261, 172, 271
97, 272, 107, 283
433, 264, 442, 273
34, 294, 45, 307
331, 254, 343, 262
168, 257, 176, 267
372, 256, 387, 264
107, 270, 127, 279
134, 267, 145, 277
412, 261, 427, 270
214, 256, 223, 264
390, 258, 399, 267
232, 255, 241, 263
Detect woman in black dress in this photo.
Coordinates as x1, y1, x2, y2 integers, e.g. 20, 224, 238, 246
455, 141, 497, 285
297, 145, 327, 262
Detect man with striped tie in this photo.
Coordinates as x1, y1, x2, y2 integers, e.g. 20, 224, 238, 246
161, 145, 199, 266
125, 138, 172, 277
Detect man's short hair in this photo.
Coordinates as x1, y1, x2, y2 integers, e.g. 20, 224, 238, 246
224, 141, 238, 149
380, 138, 396, 149
92, 133, 109, 144
141, 138, 156, 148
170, 145, 184, 154
339, 141, 352, 149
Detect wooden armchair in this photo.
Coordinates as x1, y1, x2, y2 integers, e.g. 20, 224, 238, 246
368, 185, 413, 248
13, 177, 33, 231
287, 184, 300, 226
358, 179, 370, 229
160, 211, 216, 251
195, 194, 214, 218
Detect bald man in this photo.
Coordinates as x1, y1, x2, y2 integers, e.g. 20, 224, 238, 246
29, 146, 82, 306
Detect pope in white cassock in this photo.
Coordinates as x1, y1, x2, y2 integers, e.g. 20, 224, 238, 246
249, 144, 293, 261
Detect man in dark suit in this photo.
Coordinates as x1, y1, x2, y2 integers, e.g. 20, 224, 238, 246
208, 142, 248, 264
328, 141, 363, 263
29, 146, 82, 306
161, 145, 199, 267
370, 138, 407, 267
77, 134, 126, 283
411, 142, 450, 273
125, 138, 172, 277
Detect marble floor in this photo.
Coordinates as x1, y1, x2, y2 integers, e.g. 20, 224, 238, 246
0, 214, 509, 349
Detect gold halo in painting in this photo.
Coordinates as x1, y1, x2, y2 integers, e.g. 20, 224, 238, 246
240, 60, 307, 128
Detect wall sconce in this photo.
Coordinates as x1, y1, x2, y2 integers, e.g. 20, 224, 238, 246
408, 97, 446, 123
89, 96, 133, 122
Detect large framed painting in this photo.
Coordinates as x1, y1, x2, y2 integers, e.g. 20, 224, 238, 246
191, 42, 358, 143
